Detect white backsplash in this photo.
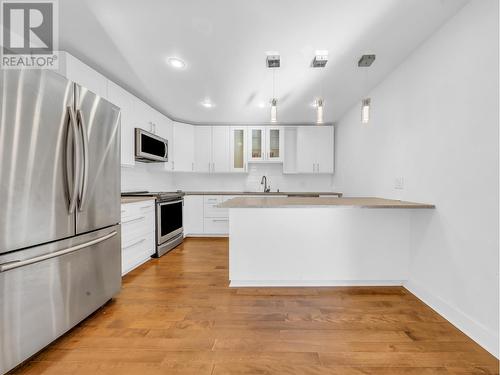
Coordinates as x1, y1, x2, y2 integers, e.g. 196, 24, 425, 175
121, 163, 176, 193
122, 163, 335, 193
174, 163, 335, 192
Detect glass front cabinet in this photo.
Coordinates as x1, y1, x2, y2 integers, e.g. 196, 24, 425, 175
247, 126, 284, 163
230, 127, 247, 172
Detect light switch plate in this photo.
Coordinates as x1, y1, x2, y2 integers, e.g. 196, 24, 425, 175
394, 177, 405, 190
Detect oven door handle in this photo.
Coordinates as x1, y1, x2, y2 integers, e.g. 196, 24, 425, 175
158, 199, 183, 206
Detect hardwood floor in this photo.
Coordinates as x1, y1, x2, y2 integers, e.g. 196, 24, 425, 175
13, 238, 498, 375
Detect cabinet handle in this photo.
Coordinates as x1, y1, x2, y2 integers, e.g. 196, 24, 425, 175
172, 161, 175, 170
317, 163, 319, 173
208, 162, 210, 172
140, 205, 151, 209
212, 219, 229, 222
212, 163, 215, 172
192, 162, 194, 171
123, 238, 146, 249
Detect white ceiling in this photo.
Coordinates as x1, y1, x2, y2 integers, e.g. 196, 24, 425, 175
60, 0, 468, 125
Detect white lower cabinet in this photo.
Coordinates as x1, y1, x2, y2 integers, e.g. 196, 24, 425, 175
183, 195, 234, 236
121, 200, 155, 275
183, 195, 204, 234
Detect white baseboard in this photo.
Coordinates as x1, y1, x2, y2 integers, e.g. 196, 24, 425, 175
404, 280, 499, 359
185, 234, 228, 238
230, 280, 405, 287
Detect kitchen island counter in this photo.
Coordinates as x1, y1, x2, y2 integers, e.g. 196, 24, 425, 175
219, 196, 434, 209
225, 196, 434, 287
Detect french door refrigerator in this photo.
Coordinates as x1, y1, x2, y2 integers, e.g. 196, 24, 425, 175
0, 69, 121, 374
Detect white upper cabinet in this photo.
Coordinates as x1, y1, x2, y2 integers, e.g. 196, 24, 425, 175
107, 80, 136, 167
248, 127, 265, 162
315, 127, 334, 173
248, 126, 284, 163
230, 127, 247, 172
57, 52, 108, 99
267, 127, 284, 162
194, 126, 212, 173
212, 127, 230, 173
194, 126, 232, 173
153, 112, 174, 171
294, 126, 334, 174
172, 122, 195, 172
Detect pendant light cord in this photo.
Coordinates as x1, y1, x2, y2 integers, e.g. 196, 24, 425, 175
272, 68, 276, 100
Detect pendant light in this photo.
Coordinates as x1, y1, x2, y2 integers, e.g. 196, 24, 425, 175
312, 51, 328, 125
358, 54, 376, 125
270, 98, 277, 123
270, 66, 278, 123
316, 98, 324, 124
361, 98, 370, 124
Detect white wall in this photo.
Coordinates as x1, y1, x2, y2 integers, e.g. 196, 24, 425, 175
174, 163, 334, 192
334, 0, 499, 357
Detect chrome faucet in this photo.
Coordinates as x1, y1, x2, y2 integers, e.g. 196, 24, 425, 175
261, 176, 271, 193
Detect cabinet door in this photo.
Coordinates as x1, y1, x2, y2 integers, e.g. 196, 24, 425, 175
230, 127, 247, 172
173, 122, 195, 172
183, 196, 204, 235
315, 126, 334, 174
135, 101, 154, 133
296, 127, 318, 173
266, 127, 284, 162
194, 126, 212, 173
60, 53, 108, 99
248, 127, 265, 161
154, 113, 174, 171
212, 126, 230, 173
107, 81, 135, 167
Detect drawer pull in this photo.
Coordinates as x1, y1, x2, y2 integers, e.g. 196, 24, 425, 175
122, 216, 145, 224
123, 238, 146, 249
140, 205, 152, 209
212, 219, 229, 222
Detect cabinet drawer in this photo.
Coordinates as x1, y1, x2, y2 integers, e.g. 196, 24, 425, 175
203, 196, 228, 218
121, 211, 155, 246
121, 232, 155, 275
204, 218, 229, 234
121, 200, 155, 220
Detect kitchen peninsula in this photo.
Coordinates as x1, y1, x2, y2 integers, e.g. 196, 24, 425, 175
220, 197, 435, 287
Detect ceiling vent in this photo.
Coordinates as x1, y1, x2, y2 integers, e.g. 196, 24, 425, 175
358, 54, 376, 67
311, 51, 328, 68
266, 53, 280, 68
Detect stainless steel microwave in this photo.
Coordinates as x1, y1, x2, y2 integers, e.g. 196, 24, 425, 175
135, 128, 168, 162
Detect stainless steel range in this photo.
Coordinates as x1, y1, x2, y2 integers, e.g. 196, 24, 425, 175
122, 192, 184, 257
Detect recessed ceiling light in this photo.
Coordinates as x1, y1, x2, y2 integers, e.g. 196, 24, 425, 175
201, 99, 214, 108
167, 57, 186, 69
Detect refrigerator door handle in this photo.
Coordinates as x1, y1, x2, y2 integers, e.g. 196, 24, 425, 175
66, 106, 80, 214
76, 109, 89, 212
0, 231, 118, 272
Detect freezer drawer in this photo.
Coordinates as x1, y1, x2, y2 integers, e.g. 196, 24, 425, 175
0, 225, 121, 375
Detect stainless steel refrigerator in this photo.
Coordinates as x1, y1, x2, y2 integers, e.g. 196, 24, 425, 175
0, 69, 121, 374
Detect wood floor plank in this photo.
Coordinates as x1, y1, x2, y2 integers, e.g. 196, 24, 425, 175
12, 238, 499, 375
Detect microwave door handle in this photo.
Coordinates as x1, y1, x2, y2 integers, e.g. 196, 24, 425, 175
66, 106, 80, 214
76, 109, 89, 212
164, 141, 168, 159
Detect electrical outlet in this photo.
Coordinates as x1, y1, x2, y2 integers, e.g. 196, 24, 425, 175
394, 177, 405, 190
